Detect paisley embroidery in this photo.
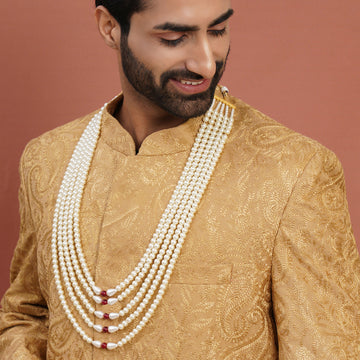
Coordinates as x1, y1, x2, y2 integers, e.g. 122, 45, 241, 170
322, 184, 345, 211
1, 93, 359, 359
250, 123, 298, 148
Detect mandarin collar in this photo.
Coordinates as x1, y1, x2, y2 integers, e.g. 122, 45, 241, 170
100, 93, 204, 156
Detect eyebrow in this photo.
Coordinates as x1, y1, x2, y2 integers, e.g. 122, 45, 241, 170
153, 23, 200, 32
153, 8, 234, 33
209, 9, 234, 28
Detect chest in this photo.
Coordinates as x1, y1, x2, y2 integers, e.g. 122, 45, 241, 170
36, 149, 284, 358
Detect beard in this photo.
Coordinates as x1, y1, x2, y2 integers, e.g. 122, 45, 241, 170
120, 35, 229, 119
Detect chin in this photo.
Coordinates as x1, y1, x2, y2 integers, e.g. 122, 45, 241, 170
163, 98, 214, 119
157, 87, 217, 119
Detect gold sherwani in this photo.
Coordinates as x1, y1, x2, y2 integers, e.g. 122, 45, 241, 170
1, 91, 359, 359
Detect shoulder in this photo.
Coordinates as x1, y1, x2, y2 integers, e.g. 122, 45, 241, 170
227, 96, 343, 190
20, 110, 97, 172
226, 93, 340, 175
18, 110, 100, 199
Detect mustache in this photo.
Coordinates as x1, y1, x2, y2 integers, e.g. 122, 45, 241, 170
160, 60, 225, 87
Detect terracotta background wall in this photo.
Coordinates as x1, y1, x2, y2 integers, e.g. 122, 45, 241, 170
0, 1, 359, 298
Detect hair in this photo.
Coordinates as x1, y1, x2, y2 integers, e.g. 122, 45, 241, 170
95, 0, 148, 35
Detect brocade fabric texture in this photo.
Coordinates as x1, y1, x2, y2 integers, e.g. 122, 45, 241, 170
1, 90, 359, 359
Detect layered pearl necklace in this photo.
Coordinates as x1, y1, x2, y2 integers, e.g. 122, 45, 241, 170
51, 92, 235, 350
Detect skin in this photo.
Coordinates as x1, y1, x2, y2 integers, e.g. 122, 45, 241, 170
95, 0, 232, 151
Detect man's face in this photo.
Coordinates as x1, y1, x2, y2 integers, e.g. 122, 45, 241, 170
119, 0, 233, 119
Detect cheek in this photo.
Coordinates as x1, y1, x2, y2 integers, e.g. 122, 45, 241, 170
129, 38, 183, 80
214, 37, 231, 61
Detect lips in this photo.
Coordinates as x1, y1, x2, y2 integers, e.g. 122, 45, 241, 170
169, 78, 211, 95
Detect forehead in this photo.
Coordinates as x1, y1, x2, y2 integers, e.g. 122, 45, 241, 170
134, 0, 232, 28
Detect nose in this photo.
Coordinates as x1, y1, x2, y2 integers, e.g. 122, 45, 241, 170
185, 37, 216, 79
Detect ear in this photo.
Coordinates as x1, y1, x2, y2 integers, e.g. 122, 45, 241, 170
95, 6, 121, 50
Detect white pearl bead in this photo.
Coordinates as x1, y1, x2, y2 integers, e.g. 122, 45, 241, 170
92, 341, 101, 348
108, 326, 118, 333
107, 298, 117, 306
109, 312, 120, 320
94, 311, 103, 319
107, 343, 117, 350
106, 288, 116, 297
93, 325, 102, 333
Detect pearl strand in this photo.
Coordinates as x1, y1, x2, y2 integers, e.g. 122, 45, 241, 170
51, 94, 235, 350
61, 100, 222, 321
54, 100, 231, 338
53, 98, 233, 344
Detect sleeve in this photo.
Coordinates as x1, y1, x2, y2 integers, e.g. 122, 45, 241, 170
0, 148, 48, 359
272, 147, 360, 359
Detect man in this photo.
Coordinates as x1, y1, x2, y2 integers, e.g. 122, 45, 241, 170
0, 0, 359, 358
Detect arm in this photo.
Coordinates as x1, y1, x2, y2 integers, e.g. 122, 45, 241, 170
272, 147, 360, 359
0, 149, 48, 359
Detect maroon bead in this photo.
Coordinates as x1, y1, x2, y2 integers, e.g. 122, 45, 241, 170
102, 299, 108, 305
101, 342, 107, 349
103, 313, 110, 319
101, 290, 107, 297
102, 326, 109, 333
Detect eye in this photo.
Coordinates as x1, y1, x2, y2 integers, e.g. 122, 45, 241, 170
160, 35, 186, 47
209, 28, 227, 37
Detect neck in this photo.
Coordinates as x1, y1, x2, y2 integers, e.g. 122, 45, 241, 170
114, 90, 187, 152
